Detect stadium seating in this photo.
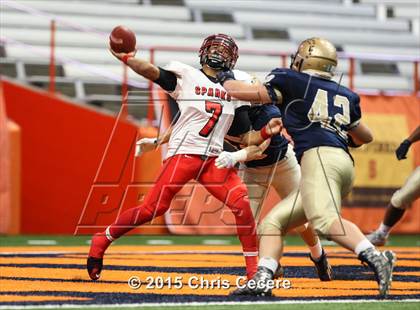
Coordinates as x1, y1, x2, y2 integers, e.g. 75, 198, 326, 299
6, 0, 191, 21
233, 11, 410, 32
1, 0, 418, 118
185, 0, 377, 17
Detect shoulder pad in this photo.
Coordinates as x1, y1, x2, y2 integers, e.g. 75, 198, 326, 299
233, 70, 257, 85
163, 61, 194, 77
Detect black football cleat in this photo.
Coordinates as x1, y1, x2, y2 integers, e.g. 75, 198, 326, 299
87, 256, 103, 281
310, 249, 333, 281
229, 285, 254, 296
87, 232, 112, 281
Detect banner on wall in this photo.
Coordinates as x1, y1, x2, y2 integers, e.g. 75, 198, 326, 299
346, 114, 414, 206
343, 95, 420, 233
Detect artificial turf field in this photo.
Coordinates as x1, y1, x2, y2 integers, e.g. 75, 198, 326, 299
0, 234, 419, 310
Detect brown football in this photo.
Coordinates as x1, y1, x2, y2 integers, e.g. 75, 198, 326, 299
109, 25, 136, 53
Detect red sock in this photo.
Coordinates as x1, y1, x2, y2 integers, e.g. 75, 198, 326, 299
88, 205, 157, 259
88, 233, 112, 258
245, 255, 258, 279
229, 195, 258, 279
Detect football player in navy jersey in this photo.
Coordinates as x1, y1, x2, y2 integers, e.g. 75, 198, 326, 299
217, 103, 333, 282
217, 37, 396, 297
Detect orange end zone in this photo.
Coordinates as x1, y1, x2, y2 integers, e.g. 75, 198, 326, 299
0, 245, 419, 307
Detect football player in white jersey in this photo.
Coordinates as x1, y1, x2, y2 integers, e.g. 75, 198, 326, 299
367, 125, 420, 245
87, 33, 282, 281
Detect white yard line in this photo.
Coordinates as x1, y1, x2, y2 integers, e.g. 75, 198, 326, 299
146, 240, 174, 245
202, 239, 231, 245
0, 299, 419, 309
27, 240, 58, 245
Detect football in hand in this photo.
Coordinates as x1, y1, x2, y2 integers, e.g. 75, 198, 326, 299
109, 25, 136, 53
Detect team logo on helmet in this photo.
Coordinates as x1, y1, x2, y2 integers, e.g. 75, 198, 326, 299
199, 34, 239, 70
290, 37, 337, 79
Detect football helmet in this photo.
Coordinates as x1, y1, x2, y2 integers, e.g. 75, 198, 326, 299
290, 37, 337, 79
199, 33, 239, 70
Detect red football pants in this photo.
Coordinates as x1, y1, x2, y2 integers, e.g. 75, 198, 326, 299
108, 154, 258, 276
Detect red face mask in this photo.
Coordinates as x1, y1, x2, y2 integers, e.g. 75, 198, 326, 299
199, 34, 239, 70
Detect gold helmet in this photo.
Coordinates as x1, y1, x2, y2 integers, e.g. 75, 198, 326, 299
290, 37, 337, 79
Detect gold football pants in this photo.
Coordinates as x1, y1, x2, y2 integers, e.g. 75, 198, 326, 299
259, 146, 354, 236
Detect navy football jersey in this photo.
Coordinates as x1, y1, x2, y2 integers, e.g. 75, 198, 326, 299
265, 68, 361, 161
245, 105, 289, 168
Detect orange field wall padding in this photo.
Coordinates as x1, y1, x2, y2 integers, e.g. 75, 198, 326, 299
0, 82, 10, 233
4, 120, 21, 234
1, 79, 166, 235
0, 83, 21, 234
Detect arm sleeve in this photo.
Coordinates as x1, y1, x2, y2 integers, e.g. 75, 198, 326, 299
348, 94, 361, 129
227, 105, 252, 136
160, 61, 193, 99
153, 67, 178, 92
263, 69, 286, 104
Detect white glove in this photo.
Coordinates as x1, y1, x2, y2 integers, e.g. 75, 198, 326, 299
215, 149, 248, 169
135, 137, 157, 157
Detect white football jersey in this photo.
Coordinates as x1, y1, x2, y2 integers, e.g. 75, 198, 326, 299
163, 61, 253, 159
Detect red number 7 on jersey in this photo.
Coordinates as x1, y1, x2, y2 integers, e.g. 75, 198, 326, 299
199, 100, 223, 137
